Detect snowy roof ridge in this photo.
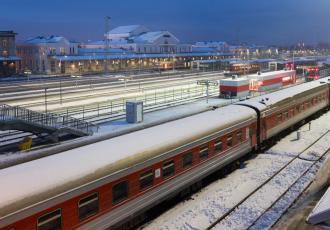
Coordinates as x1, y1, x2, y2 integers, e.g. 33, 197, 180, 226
23, 35, 69, 44
133, 31, 179, 43
109, 25, 144, 34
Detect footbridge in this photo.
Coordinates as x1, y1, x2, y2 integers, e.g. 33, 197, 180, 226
0, 104, 98, 142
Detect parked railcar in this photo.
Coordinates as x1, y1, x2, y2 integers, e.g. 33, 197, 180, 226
0, 105, 257, 230
238, 77, 330, 146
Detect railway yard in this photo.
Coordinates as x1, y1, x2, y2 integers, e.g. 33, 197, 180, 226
0, 70, 221, 150
0, 70, 330, 230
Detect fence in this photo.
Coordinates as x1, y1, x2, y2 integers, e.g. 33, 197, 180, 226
0, 104, 98, 135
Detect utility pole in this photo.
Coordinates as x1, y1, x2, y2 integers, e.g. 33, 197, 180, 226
292, 50, 295, 71
104, 16, 111, 73
44, 88, 48, 114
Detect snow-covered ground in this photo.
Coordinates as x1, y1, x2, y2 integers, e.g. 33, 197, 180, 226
144, 110, 330, 230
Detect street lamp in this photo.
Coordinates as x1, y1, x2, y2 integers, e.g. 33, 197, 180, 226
44, 88, 48, 114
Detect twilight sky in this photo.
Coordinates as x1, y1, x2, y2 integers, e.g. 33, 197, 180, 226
1, 0, 330, 45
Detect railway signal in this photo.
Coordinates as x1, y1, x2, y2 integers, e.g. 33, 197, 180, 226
197, 80, 218, 103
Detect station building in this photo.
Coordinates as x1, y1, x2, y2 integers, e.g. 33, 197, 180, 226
16, 25, 235, 75
16, 36, 79, 74
0, 31, 20, 76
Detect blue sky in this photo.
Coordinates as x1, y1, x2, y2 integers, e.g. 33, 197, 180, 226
1, 0, 330, 45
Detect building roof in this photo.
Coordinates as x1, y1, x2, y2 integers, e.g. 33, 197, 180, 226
307, 186, 330, 225
109, 25, 143, 34
0, 31, 17, 36
133, 31, 178, 44
23, 35, 70, 45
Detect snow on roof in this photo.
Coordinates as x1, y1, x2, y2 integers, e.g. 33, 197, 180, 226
133, 31, 178, 43
247, 70, 295, 79
307, 186, 330, 225
23, 35, 69, 44
0, 105, 256, 220
238, 77, 330, 110
109, 25, 143, 34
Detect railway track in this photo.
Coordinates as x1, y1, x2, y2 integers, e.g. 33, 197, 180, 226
207, 130, 330, 230
0, 91, 220, 152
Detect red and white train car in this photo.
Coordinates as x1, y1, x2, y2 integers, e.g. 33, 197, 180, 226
248, 70, 296, 92
239, 78, 330, 144
219, 76, 250, 99
0, 105, 257, 230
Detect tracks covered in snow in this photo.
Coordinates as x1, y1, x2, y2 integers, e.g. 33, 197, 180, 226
144, 111, 330, 230
211, 131, 330, 230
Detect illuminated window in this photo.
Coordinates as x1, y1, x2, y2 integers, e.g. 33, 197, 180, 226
60, 48, 65, 55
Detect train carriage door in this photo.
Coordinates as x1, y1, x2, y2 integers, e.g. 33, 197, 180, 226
261, 118, 267, 141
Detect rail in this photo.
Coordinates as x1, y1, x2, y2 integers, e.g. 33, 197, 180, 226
0, 104, 98, 135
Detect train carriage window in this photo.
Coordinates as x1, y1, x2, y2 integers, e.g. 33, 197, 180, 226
300, 104, 304, 112
112, 180, 128, 204
182, 152, 193, 168
237, 131, 243, 144
37, 209, 62, 230
78, 193, 99, 221
139, 169, 153, 190
277, 114, 282, 124
199, 144, 209, 160
214, 139, 222, 153
227, 135, 233, 148
162, 160, 175, 178
305, 102, 310, 108
290, 109, 294, 117
283, 112, 288, 120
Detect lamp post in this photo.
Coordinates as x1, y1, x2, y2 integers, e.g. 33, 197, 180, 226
104, 16, 111, 73
44, 88, 48, 114
172, 52, 175, 72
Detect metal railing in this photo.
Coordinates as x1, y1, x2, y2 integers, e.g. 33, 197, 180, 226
54, 85, 219, 121
0, 104, 98, 135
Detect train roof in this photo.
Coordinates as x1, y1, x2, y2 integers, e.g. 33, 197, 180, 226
237, 77, 330, 111
0, 105, 256, 221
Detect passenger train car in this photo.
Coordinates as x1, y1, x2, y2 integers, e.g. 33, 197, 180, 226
0, 77, 330, 230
